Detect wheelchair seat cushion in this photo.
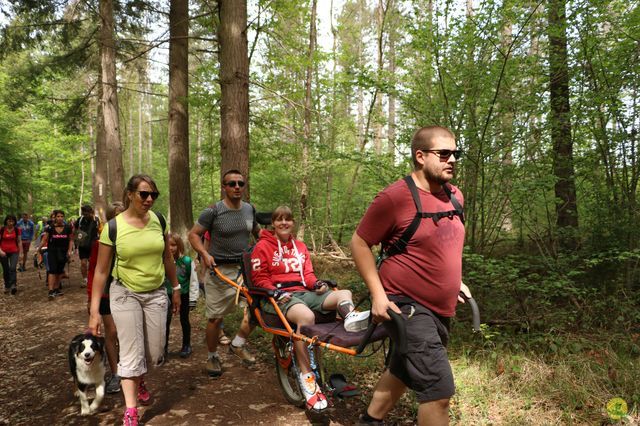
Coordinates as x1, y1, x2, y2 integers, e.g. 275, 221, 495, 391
299, 322, 388, 348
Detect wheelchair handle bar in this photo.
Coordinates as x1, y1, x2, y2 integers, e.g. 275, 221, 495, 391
459, 291, 481, 333
355, 308, 407, 355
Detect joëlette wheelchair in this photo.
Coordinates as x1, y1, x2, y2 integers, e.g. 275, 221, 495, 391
211, 214, 481, 409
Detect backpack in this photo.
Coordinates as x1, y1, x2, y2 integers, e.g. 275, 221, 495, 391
377, 175, 464, 266
75, 216, 99, 248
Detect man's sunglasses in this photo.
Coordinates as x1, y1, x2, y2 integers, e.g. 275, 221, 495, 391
224, 180, 245, 188
421, 149, 463, 160
137, 191, 160, 200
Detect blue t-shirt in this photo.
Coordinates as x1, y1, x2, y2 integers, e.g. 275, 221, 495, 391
17, 219, 34, 241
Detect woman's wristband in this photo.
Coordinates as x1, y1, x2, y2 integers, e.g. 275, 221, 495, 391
172, 285, 180, 291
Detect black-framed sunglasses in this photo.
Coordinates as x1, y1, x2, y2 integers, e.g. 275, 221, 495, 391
224, 180, 245, 188
137, 191, 160, 200
421, 149, 463, 160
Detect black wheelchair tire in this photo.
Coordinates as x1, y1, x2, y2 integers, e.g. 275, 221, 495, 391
273, 336, 305, 407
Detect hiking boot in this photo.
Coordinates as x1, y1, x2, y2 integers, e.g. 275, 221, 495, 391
10, 286, 17, 295
206, 354, 223, 378
229, 344, 256, 364
54, 288, 64, 297
344, 310, 371, 332
179, 345, 192, 358
137, 379, 151, 405
122, 407, 138, 426
48, 290, 55, 300
106, 374, 121, 394
299, 372, 328, 412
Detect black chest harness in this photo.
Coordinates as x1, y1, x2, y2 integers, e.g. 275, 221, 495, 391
378, 175, 464, 265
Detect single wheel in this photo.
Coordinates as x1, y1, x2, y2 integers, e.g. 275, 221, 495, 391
273, 336, 305, 407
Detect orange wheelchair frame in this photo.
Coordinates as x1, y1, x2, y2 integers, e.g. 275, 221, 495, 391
211, 261, 481, 410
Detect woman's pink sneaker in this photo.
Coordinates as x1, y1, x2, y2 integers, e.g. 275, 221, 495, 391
137, 380, 151, 405
122, 407, 138, 426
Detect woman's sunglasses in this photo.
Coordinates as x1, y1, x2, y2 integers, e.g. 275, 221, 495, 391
137, 191, 160, 200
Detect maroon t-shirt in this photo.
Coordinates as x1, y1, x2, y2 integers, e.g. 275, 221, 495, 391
355, 178, 465, 317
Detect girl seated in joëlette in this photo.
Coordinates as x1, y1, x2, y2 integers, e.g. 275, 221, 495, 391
250, 205, 369, 412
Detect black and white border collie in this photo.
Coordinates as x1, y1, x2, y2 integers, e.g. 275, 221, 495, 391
68, 334, 106, 415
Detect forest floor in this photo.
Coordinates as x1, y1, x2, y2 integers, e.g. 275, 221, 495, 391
0, 251, 375, 426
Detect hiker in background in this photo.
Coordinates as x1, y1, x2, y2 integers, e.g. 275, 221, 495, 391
40, 210, 73, 299
16, 213, 34, 272
164, 233, 199, 359
75, 205, 100, 288
0, 215, 22, 295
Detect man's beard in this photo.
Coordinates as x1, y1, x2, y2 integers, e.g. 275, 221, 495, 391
424, 165, 453, 185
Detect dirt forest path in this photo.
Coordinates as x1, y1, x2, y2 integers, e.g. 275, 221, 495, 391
0, 250, 366, 425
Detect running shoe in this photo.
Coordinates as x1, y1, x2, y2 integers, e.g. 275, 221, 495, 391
137, 379, 151, 405
299, 372, 328, 412
344, 310, 371, 332
122, 407, 138, 426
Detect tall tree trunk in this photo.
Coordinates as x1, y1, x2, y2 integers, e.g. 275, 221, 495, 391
138, 85, 143, 173
298, 0, 317, 241
100, 0, 124, 202
147, 85, 153, 173
218, 0, 250, 199
168, 0, 194, 235
548, 0, 578, 250
79, 138, 86, 215
374, 0, 385, 154
93, 80, 108, 222
128, 102, 134, 176
387, 0, 396, 156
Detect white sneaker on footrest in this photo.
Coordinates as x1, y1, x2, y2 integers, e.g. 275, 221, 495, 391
343, 310, 371, 332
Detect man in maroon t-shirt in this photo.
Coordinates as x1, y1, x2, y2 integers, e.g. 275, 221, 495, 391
351, 125, 472, 426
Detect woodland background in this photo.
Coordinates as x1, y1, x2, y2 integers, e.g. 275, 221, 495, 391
0, 0, 638, 423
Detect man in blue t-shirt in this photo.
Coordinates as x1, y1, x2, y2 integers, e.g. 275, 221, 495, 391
16, 213, 34, 271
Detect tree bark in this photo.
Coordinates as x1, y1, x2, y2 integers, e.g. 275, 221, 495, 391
93, 78, 108, 222
218, 0, 250, 199
548, 0, 579, 250
100, 0, 124, 202
168, 0, 194, 235
298, 0, 317, 241
387, 0, 396, 156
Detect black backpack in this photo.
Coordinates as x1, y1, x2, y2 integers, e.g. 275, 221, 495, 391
75, 216, 99, 248
377, 175, 464, 266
